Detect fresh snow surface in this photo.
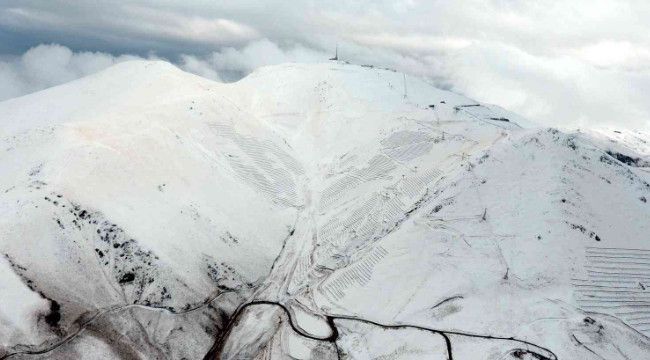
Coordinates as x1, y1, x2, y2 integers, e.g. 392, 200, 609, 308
0, 60, 649, 359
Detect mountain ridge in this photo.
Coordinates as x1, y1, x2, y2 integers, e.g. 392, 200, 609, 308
1, 60, 649, 359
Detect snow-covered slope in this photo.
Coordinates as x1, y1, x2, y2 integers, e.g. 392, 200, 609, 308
0, 60, 649, 359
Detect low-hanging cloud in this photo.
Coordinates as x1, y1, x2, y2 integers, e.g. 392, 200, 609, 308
1, 0, 649, 131
443, 43, 650, 131
0, 44, 145, 100
178, 39, 330, 81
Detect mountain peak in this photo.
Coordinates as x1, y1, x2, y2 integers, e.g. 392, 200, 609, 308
1, 60, 649, 359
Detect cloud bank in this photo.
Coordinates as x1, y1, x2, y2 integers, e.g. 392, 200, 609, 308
1, 1, 649, 131
0, 44, 144, 101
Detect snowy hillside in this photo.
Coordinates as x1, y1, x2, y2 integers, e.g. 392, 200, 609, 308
0, 60, 649, 359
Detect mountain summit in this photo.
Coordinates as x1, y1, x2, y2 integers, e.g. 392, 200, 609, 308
1, 60, 649, 359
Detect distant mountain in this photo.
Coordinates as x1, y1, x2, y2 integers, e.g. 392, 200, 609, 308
1, 60, 649, 359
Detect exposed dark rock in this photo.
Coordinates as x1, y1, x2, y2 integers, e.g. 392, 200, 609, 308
606, 150, 649, 167
44, 300, 61, 328
119, 273, 135, 284
489, 117, 509, 122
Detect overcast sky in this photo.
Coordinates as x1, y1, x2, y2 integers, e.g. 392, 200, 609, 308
1, 0, 649, 130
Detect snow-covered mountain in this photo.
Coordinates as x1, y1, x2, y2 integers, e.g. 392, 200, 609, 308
0, 60, 649, 359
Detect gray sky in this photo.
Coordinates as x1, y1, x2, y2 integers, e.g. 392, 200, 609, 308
1, 0, 649, 130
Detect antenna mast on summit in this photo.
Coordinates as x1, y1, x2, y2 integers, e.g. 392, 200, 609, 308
403, 73, 408, 99
329, 44, 338, 61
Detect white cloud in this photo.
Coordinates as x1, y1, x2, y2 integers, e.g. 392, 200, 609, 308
350, 33, 473, 55
0, 3, 261, 52
116, 5, 260, 45
208, 39, 329, 75
1, 1, 649, 131
572, 41, 650, 71
440, 42, 650, 131
178, 54, 222, 82
0, 44, 144, 101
